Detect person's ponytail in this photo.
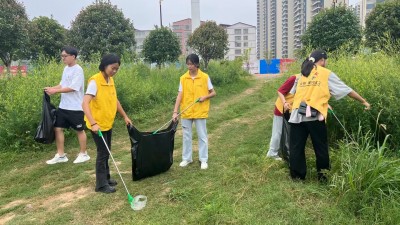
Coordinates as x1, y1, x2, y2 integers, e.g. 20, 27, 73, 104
301, 57, 315, 77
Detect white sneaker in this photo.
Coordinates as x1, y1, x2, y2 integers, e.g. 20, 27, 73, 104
73, 152, 90, 164
201, 162, 208, 170
267, 155, 282, 161
179, 160, 192, 167
46, 153, 68, 165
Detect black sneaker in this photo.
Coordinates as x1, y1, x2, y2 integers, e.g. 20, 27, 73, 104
95, 185, 116, 194
108, 179, 118, 186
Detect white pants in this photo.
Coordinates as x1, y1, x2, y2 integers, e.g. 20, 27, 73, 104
267, 115, 283, 157
181, 119, 208, 163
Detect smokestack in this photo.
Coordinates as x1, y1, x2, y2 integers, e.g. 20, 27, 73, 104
191, 0, 200, 33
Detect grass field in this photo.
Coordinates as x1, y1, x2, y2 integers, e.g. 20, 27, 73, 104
0, 75, 389, 224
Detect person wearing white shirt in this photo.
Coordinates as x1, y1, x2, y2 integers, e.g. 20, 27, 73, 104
44, 46, 89, 165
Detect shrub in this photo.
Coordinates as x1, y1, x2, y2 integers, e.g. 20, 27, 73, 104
0, 60, 63, 150
0, 59, 248, 151
326, 52, 400, 149
207, 59, 249, 86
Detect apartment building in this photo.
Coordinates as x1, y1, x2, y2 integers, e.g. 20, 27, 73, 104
135, 29, 152, 56
171, 18, 205, 55
257, 0, 348, 59
257, 0, 268, 59
225, 23, 257, 63
357, 0, 386, 27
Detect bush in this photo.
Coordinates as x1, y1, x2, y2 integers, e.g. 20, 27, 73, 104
207, 59, 249, 86
324, 52, 400, 149
0, 59, 248, 151
0, 60, 63, 150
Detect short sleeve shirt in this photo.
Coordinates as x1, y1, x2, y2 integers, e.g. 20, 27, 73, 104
59, 64, 85, 111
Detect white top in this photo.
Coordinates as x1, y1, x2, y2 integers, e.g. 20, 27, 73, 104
86, 80, 98, 96
85, 77, 112, 96
178, 77, 214, 92
59, 64, 85, 111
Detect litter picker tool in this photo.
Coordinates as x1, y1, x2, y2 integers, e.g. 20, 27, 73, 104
98, 130, 147, 211
152, 98, 200, 135
328, 109, 355, 143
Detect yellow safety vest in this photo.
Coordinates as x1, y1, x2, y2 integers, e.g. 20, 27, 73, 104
180, 69, 211, 119
292, 66, 331, 120
275, 74, 300, 114
85, 72, 118, 131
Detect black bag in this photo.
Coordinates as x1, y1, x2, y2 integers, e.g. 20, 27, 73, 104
34, 92, 56, 144
298, 101, 317, 117
128, 121, 179, 181
279, 110, 291, 162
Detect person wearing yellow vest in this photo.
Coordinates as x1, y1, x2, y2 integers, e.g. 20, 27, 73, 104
266, 74, 299, 160
288, 50, 370, 182
82, 54, 132, 194
172, 54, 216, 170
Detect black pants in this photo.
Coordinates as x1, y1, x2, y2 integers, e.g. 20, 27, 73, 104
289, 120, 329, 180
91, 129, 112, 190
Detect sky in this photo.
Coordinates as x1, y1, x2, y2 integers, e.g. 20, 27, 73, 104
18, 0, 258, 30
19, 0, 358, 30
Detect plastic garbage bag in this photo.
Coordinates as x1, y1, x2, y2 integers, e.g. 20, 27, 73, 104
279, 110, 291, 162
34, 92, 56, 144
128, 121, 178, 181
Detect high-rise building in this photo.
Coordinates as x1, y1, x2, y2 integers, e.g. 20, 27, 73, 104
257, 0, 349, 59
282, 0, 295, 58
257, 0, 268, 59
357, 0, 386, 27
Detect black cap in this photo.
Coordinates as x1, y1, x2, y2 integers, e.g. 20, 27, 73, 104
309, 50, 327, 63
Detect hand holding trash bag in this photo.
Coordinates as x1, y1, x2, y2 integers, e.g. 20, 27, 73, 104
34, 92, 56, 144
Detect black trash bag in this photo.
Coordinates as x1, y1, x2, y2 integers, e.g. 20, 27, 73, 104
279, 110, 291, 162
128, 120, 179, 181
34, 92, 56, 144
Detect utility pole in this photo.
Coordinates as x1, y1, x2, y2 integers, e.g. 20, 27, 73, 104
159, 0, 163, 27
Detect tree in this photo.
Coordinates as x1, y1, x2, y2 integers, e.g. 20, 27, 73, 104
365, 0, 400, 53
187, 21, 228, 70
68, 1, 135, 61
29, 16, 66, 60
0, 0, 29, 68
142, 27, 181, 68
301, 6, 362, 53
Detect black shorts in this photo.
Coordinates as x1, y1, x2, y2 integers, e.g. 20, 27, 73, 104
55, 108, 85, 131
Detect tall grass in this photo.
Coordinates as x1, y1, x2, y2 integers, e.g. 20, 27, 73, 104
329, 128, 400, 223
0, 59, 248, 151
327, 52, 400, 149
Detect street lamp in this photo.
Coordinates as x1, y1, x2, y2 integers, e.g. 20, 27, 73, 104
159, 0, 163, 27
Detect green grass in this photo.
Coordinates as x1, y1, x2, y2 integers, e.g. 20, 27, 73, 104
0, 75, 396, 224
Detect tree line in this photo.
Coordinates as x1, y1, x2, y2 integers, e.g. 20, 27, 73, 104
0, 0, 228, 70
1, 0, 399, 69
300, 1, 400, 56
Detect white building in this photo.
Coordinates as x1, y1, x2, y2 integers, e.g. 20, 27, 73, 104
225, 23, 257, 64
135, 29, 152, 56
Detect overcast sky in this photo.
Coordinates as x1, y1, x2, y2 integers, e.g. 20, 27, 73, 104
19, 0, 358, 30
